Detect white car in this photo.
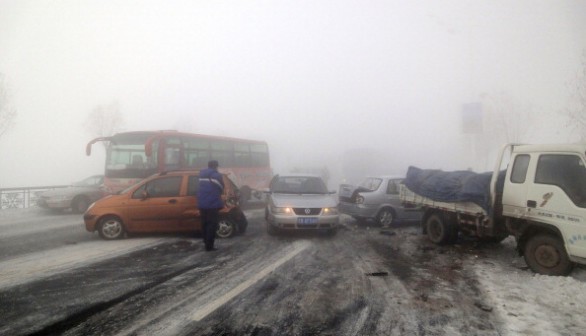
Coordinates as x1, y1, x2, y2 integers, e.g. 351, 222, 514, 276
265, 174, 339, 235
37, 175, 105, 213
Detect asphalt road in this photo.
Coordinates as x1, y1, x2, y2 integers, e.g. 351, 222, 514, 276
0, 207, 507, 336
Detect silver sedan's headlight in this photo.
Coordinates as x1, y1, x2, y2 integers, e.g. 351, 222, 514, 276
322, 207, 338, 215
271, 205, 293, 215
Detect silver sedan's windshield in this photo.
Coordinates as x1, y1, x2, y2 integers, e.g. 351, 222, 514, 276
271, 176, 328, 194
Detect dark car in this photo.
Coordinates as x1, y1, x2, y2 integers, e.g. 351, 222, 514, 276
37, 175, 106, 213
83, 170, 247, 240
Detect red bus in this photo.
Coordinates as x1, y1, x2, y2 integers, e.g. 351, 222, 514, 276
86, 131, 272, 202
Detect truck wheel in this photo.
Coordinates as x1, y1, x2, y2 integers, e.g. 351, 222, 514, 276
425, 213, 456, 245
524, 234, 574, 276
376, 208, 394, 227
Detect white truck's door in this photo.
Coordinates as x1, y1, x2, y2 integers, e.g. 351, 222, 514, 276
501, 153, 533, 219
526, 153, 586, 260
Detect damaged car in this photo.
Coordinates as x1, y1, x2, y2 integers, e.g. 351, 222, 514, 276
338, 176, 422, 226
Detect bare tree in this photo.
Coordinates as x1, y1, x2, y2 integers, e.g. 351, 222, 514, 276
84, 101, 125, 148
0, 74, 17, 140
564, 51, 586, 141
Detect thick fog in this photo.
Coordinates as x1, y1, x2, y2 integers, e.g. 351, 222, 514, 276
0, 1, 585, 188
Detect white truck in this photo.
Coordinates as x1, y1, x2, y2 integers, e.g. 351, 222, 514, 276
400, 143, 586, 276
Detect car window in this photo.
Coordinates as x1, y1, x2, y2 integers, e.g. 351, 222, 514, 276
72, 175, 103, 187
386, 180, 400, 194
272, 176, 328, 194
187, 175, 199, 196
134, 176, 183, 198
359, 178, 382, 191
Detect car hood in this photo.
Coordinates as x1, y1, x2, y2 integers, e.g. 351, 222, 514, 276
40, 186, 99, 198
270, 193, 338, 208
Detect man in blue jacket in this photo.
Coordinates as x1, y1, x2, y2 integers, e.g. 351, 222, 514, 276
197, 160, 225, 251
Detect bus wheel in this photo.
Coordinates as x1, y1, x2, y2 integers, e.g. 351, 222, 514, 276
216, 217, 236, 238
98, 216, 125, 240
524, 234, 574, 276
425, 213, 456, 245
72, 196, 90, 213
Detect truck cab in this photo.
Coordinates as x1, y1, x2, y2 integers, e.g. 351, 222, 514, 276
502, 144, 586, 275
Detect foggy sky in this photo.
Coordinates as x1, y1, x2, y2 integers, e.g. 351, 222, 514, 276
1, 0, 585, 188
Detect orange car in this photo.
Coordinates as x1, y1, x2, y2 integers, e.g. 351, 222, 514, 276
83, 170, 247, 240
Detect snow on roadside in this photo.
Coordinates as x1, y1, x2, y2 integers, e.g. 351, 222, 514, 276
0, 238, 168, 289
471, 237, 586, 336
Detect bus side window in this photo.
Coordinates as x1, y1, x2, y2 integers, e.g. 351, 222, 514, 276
165, 148, 180, 170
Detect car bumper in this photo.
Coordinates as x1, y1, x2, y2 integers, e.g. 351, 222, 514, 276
338, 201, 378, 219
267, 214, 339, 230
83, 212, 99, 232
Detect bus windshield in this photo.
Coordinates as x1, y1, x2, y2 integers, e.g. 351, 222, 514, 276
87, 131, 272, 199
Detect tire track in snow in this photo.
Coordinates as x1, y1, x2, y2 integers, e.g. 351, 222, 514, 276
0, 238, 166, 289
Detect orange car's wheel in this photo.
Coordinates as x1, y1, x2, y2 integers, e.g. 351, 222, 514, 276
98, 216, 125, 240
216, 217, 236, 238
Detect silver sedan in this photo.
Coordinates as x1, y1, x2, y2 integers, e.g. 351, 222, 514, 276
265, 174, 339, 235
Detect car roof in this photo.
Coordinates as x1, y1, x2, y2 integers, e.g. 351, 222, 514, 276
364, 175, 404, 180
275, 173, 323, 178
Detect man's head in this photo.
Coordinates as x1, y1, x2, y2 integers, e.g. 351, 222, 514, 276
208, 160, 219, 169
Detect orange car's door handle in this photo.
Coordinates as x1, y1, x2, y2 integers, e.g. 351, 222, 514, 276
168, 199, 177, 204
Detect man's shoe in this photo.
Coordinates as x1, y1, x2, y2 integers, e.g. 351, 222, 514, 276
205, 247, 218, 252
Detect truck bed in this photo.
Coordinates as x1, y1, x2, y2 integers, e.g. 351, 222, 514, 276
400, 184, 487, 217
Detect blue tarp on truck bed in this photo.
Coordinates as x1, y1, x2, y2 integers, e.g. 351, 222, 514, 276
403, 166, 504, 212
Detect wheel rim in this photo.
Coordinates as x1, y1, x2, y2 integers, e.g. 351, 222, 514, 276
101, 219, 122, 239
535, 244, 560, 268
217, 219, 234, 238
379, 210, 393, 226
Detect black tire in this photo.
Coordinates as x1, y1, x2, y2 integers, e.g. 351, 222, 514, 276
72, 196, 90, 214
216, 217, 236, 238
267, 221, 278, 236
376, 208, 395, 227
524, 234, 574, 276
425, 213, 457, 245
98, 216, 125, 240
326, 228, 338, 236
238, 217, 248, 235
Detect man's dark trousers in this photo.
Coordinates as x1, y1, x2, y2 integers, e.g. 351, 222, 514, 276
201, 208, 220, 250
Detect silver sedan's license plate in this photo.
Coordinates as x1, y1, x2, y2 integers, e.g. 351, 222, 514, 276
297, 217, 318, 224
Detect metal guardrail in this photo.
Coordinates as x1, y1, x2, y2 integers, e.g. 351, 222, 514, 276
0, 186, 67, 210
